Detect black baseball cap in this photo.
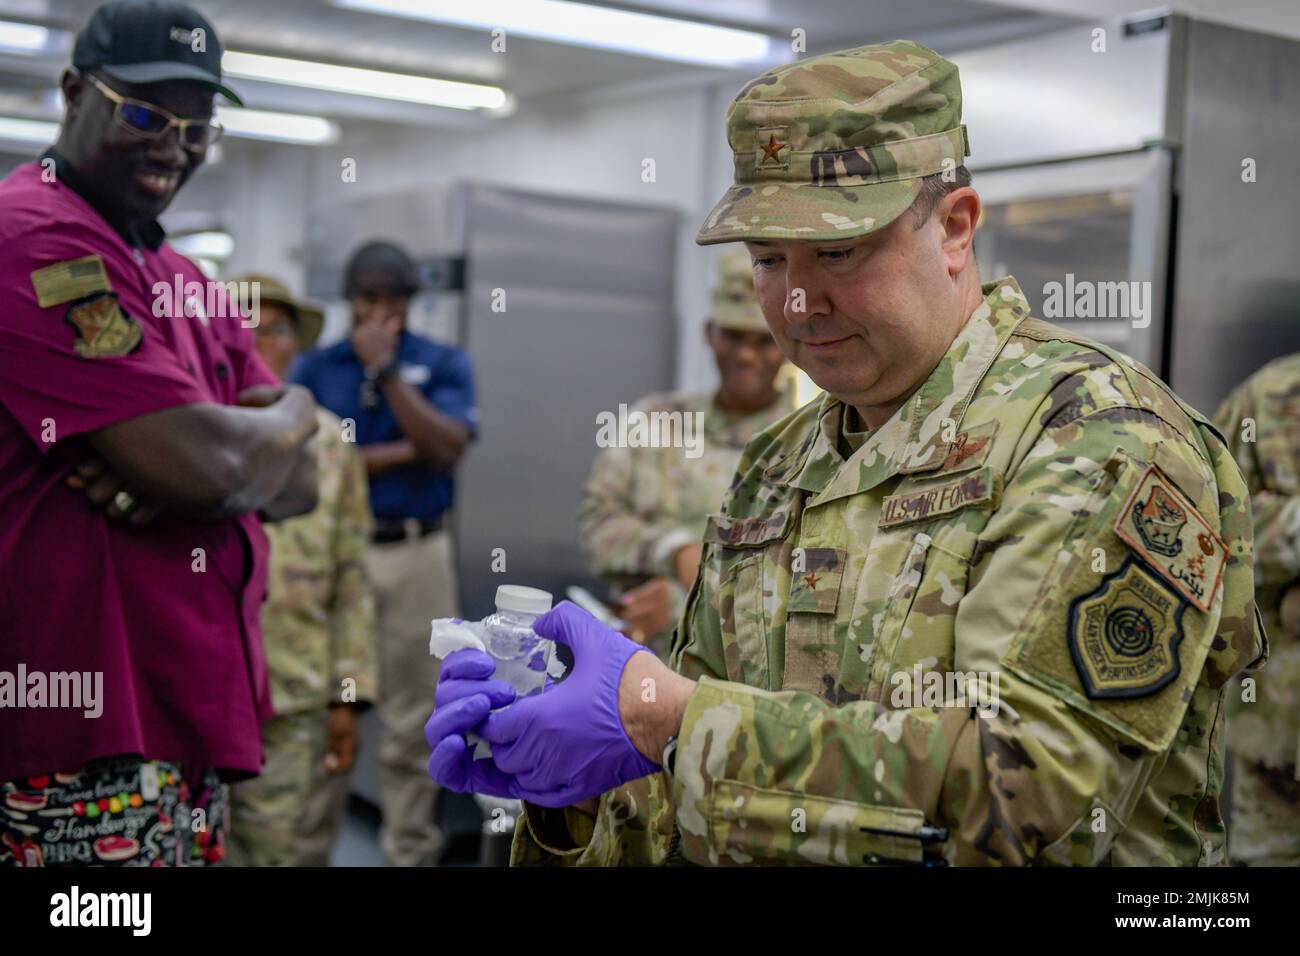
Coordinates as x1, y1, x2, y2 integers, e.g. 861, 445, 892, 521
344, 241, 422, 299
73, 0, 243, 106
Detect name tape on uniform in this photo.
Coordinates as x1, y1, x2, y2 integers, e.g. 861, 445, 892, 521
879, 466, 997, 529
30, 255, 112, 308
1114, 464, 1227, 613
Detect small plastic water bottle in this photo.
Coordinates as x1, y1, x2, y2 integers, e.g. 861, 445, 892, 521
482, 585, 553, 699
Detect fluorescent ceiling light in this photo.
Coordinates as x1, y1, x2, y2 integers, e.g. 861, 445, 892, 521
335, 0, 772, 66
0, 20, 48, 54
223, 50, 507, 110
218, 106, 340, 145
171, 230, 235, 260
0, 116, 58, 145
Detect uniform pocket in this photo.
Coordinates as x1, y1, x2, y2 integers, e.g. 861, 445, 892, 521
704, 511, 793, 688
718, 554, 769, 687
783, 547, 848, 695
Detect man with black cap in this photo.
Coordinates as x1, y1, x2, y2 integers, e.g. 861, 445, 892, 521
0, 1, 319, 867
293, 240, 477, 866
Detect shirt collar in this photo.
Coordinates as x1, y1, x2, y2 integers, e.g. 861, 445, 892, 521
41, 147, 167, 251
770, 277, 1031, 504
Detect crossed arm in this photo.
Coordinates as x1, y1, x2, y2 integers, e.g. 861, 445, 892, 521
73, 383, 320, 522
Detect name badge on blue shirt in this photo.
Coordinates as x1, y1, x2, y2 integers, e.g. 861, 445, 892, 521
399, 363, 431, 386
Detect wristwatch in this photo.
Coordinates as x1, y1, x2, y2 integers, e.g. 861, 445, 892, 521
661, 734, 679, 775
368, 359, 400, 385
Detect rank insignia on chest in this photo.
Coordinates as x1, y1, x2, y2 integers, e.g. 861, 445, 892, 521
1068, 558, 1186, 699
1114, 465, 1226, 613
64, 292, 142, 359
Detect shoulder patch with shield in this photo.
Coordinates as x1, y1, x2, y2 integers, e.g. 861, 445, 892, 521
1066, 463, 1225, 700
64, 292, 142, 359
1067, 557, 1187, 699
1114, 464, 1227, 613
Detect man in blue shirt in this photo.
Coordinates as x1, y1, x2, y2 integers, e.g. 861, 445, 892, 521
293, 240, 477, 866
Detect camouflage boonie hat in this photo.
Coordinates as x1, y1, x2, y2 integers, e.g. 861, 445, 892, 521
234, 273, 325, 351
710, 247, 767, 332
697, 40, 970, 245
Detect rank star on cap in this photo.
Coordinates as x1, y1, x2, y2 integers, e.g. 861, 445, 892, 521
760, 133, 787, 164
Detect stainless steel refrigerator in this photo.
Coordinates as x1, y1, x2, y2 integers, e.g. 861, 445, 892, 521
956, 11, 1300, 415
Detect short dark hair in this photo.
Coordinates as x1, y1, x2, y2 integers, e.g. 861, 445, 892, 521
344, 240, 420, 299
908, 165, 972, 228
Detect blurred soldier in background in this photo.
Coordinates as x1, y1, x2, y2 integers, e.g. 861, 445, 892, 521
227, 277, 377, 867
1215, 356, 1298, 866
579, 249, 794, 652
294, 241, 477, 866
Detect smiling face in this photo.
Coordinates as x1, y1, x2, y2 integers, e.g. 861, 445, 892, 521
745, 186, 982, 424
57, 69, 213, 227
707, 322, 785, 412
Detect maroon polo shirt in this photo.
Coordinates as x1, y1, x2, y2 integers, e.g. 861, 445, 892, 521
0, 159, 276, 782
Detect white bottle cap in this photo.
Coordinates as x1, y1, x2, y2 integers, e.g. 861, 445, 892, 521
494, 585, 553, 616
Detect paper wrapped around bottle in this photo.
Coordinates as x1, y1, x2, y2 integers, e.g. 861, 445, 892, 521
429, 617, 567, 759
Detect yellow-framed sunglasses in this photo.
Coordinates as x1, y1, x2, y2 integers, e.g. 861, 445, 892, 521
85, 73, 223, 152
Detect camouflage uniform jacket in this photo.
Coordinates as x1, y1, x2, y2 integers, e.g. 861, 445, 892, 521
578, 388, 796, 619
513, 277, 1264, 866
1214, 356, 1298, 843
263, 407, 378, 715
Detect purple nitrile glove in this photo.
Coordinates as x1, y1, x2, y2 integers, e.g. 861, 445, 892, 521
425, 648, 521, 798
475, 601, 661, 808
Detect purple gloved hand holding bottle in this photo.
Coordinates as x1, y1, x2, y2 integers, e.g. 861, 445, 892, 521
426, 600, 697, 809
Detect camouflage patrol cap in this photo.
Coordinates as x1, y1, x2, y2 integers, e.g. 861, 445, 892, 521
697, 40, 970, 245
709, 247, 767, 332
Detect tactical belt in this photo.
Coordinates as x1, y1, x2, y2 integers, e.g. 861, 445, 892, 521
371, 516, 443, 544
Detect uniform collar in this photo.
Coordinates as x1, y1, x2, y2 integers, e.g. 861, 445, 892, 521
41, 147, 167, 251
770, 277, 1031, 505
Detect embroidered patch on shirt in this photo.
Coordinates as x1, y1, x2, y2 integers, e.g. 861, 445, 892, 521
936, 421, 997, 474
1114, 464, 1227, 613
1068, 558, 1187, 699
898, 420, 997, 476
30, 255, 112, 308
787, 547, 845, 614
879, 466, 997, 529
64, 292, 142, 358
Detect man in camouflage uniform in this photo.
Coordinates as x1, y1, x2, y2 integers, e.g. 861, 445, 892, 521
579, 248, 795, 652
427, 41, 1264, 866
228, 277, 378, 866
1215, 357, 1300, 865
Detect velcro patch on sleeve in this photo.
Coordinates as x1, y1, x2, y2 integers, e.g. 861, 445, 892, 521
30, 255, 112, 308
1068, 558, 1186, 699
1114, 464, 1227, 613
64, 292, 142, 358
879, 466, 997, 529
